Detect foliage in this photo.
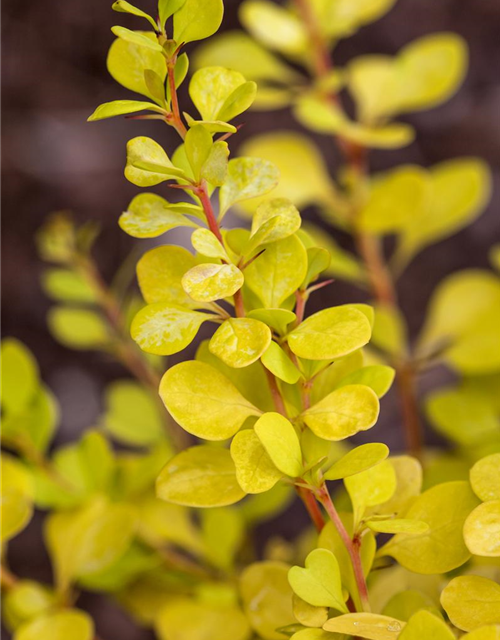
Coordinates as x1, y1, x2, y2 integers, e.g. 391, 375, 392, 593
1, 1, 499, 640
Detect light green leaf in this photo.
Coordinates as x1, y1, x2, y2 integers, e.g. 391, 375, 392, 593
324, 443, 389, 481
316, 0, 396, 39
323, 613, 404, 639
136, 244, 197, 307
290, 630, 336, 640
1, 339, 39, 415
120, 193, 199, 239
16, 609, 94, 640
218, 80, 257, 122
247, 198, 302, 253
441, 576, 500, 632
303, 385, 380, 441
184, 125, 213, 180
88, 99, 163, 121
245, 235, 307, 308
156, 445, 245, 507
381, 481, 480, 574
370, 455, 423, 518
345, 460, 397, 525
462, 626, 500, 640
261, 341, 302, 384
173, 0, 223, 43
337, 365, 395, 398
131, 302, 215, 355
470, 454, 500, 502
302, 247, 331, 289
288, 549, 347, 612
1, 454, 34, 542
107, 31, 167, 100
219, 157, 280, 216
254, 412, 302, 477
201, 140, 229, 185
292, 594, 328, 629
231, 429, 282, 493
159, 360, 261, 440
125, 136, 186, 186
240, 0, 307, 55
112, 1, 158, 29
191, 228, 229, 260
247, 308, 296, 335
463, 501, 500, 557
48, 307, 109, 350
103, 380, 164, 446
240, 561, 295, 640
41, 269, 96, 303
158, 0, 187, 27
397, 610, 454, 640
287, 305, 372, 360
366, 519, 429, 534
3, 580, 55, 630
209, 318, 272, 368
201, 507, 244, 571
189, 66, 249, 120
182, 263, 244, 302
111, 26, 164, 52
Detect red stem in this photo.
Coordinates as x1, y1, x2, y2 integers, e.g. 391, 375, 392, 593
297, 485, 325, 532
167, 61, 187, 138
196, 182, 224, 243
263, 368, 288, 417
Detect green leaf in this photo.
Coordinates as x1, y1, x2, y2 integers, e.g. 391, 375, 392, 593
209, 318, 271, 368
131, 302, 215, 355
158, 0, 187, 27
323, 613, 404, 639
288, 548, 347, 612
136, 244, 197, 307
397, 611, 453, 640
470, 454, 500, 502
247, 198, 302, 253
48, 307, 109, 350
417, 270, 500, 374
201, 140, 229, 186
245, 235, 307, 308
2, 580, 55, 630
125, 136, 186, 186
1, 339, 39, 415
107, 31, 167, 100
112, 1, 158, 29
240, 561, 295, 640
184, 125, 213, 180
191, 228, 229, 260
287, 305, 372, 360
182, 263, 244, 302
120, 193, 199, 239
1, 454, 34, 542
173, 0, 223, 44
324, 443, 389, 481
155, 598, 250, 640
345, 460, 397, 525
219, 157, 280, 217
231, 429, 282, 493
337, 365, 395, 398
254, 412, 302, 477
103, 380, 164, 446
261, 341, 302, 384
316, 0, 396, 39
190, 66, 252, 121
88, 99, 163, 121
303, 385, 380, 441
369, 455, 423, 518
201, 507, 244, 571
41, 269, 96, 303
366, 519, 429, 534
111, 26, 164, 52
381, 481, 480, 574
16, 609, 94, 640
381, 590, 438, 623
441, 576, 500, 632
240, 0, 307, 55
160, 360, 261, 440
247, 308, 296, 335
156, 445, 246, 507
463, 501, 500, 557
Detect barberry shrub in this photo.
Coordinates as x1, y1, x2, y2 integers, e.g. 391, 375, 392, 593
1, 1, 499, 640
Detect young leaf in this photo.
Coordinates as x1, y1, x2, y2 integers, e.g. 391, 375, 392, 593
88, 99, 164, 121
470, 454, 500, 502
209, 318, 272, 368
254, 412, 302, 477
156, 445, 246, 507
463, 501, 500, 557
345, 460, 397, 525
16, 609, 94, 640
288, 549, 347, 612
261, 341, 302, 384
287, 305, 372, 360
181, 263, 244, 302
324, 443, 389, 481
160, 360, 261, 440
441, 576, 500, 632
323, 613, 404, 639
246, 198, 302, 253
190, 66, 251, 121
247, 308, 296, 335
230, 429, 282, 493
120, 193, 199, 238
184, 125, 213, 180
158, 0, 186, 27
219, 157, 280, 216
112, 1, 158, 30
201, 140, 229, 186
245, 235, 307, 308
302, 385, 380, 441
111, 26, 164, 52
191, 228, 229, 260
130, 302, 215, 356
125, 137, 187, 186
173, 0, 224, 44
381, 481, 480, 574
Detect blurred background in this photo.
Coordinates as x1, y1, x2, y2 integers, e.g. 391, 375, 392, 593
2, 0, 500, 637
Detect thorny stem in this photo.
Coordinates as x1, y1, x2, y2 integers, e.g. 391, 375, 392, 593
293, 0, 423, 458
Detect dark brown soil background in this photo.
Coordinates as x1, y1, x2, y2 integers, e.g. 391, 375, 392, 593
2, 0, 500, 637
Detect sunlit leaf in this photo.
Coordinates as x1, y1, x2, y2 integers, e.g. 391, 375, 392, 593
240, 0, 307, 55
88, 99, 164, 121
16, 609, 94, 640
323, 612, 404, 639
231, 429, 282, 493
1, 338, 39, 415
219, 157, 280, 217
261, 341, 302, 384
397, 610, 454, 640
345, 459, 396, 525
254, 412, 302, 477
463, 501, 500, 557
209, 317, 271, 368
120, 193, 199, 239
470, 454, 500, 502
125, 137, 187, 186
324, 443, 389, 480
441, 576, 500, 632
173, 0, 223, 43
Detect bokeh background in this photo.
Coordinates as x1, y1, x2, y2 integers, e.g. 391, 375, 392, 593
2, 0, 500, 637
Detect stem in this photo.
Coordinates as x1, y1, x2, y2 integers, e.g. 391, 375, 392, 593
263, 368, 288, 417
395, 360, 423, 457
317, 483, 371, 612
294, 290, 307, 326
167, 60, 187, 138
0, 565, 18, 591
196, 182, 224, 243
296, 485, 325, 532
